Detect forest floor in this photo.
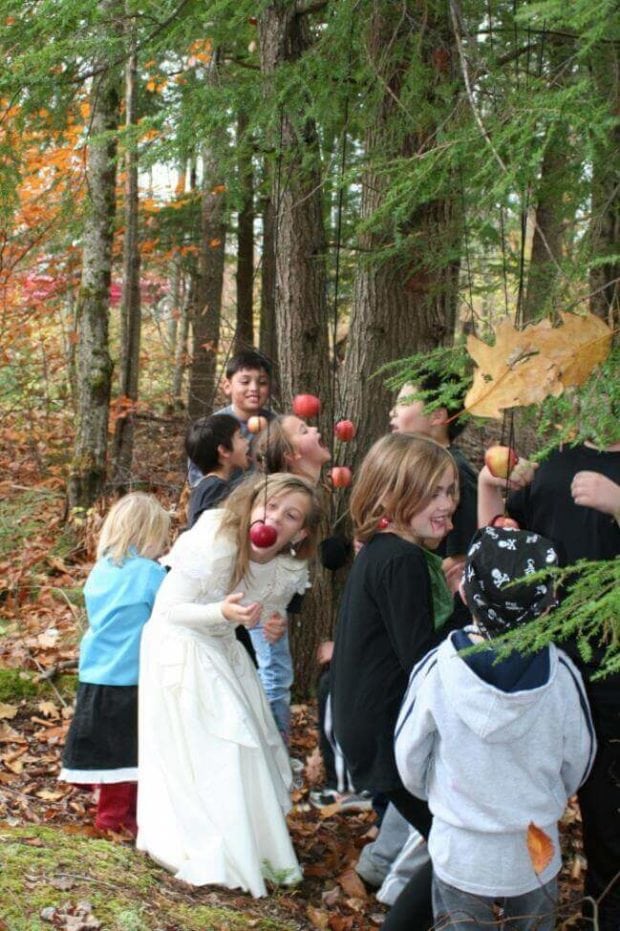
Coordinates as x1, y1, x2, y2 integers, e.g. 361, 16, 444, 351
0, 410, 586, 930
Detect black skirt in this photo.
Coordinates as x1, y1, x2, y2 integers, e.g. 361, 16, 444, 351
60, 682, 138, 783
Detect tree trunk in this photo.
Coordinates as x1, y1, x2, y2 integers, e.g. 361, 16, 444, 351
235, 110, 254, 351
259, 3, 333, 696
522, 38, 571, 324
67, 4, 120, 512
341, 0, 461, 466
112, 17, 141, 489
187, 53, 227, 420
259, 190, 278, 379
589, 42, 619, 331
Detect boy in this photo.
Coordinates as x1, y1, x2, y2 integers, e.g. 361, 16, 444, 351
388, 526, 596, 931
188, 349, 274, 487
389, 374, 477, 611
185, 414, 250, 528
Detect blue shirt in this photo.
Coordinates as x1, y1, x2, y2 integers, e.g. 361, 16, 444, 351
79, 555, 166, 686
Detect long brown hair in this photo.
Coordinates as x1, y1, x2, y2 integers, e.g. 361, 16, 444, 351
219, 473, 323, 589
253, 416, 296, 474
350, 433, 459, 545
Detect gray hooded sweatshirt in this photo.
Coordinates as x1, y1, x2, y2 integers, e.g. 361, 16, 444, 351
394, 631, 596, 897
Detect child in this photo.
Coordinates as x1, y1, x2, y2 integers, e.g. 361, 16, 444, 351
388, 526, 596, 931
185, 413, 250, 527
390, 374, 478, 612
59, 493, 170, 835
479, 442, 620, 931
253, 414, 331, 486
249, 414, 332, 744
137, 473, 322, 897
330, 433, 458, 924
188, 349, 273, 486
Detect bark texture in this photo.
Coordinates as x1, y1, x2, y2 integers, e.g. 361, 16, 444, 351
68, 5, 120, 511
259, 2, 333, 696
112, 21, 141, 488
341, 0, 461, 466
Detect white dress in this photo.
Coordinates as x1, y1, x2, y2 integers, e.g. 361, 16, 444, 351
136, 510, 307, 897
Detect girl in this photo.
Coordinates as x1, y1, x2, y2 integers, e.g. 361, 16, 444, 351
330, 433, 458, 927
249, 415, 331, 743
137, 473, 322, 897
254, 414, 331, 485
59, 493, 170, 835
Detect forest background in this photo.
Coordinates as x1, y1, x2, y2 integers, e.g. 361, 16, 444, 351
0, 0, 618, 687
0, 1, 618, 927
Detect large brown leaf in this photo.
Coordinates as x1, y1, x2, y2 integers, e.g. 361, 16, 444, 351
465, 313, 612, 418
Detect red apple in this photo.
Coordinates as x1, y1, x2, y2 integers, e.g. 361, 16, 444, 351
334, 419, 356, 442
330, 466, 352, 488
484, 445, 519, 479
249, 522, 278, 548
292, 393, 321, 418
247, 415, 268, 435
489, 514, 521, 530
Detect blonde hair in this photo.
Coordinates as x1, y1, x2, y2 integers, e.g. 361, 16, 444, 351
220, 472, 323, 589
97, 492, 171, 565
253, 416, 296, 474
351, 433, 459, 544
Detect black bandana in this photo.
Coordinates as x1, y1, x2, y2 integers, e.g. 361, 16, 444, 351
463, 526, 559, 638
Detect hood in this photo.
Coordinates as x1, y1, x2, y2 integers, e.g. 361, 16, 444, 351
437, 632, 557, 743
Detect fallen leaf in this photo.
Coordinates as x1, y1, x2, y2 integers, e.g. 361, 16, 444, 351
0, 704, 18, 720
337, 867, 368, 900
526, 822, 554, 874
307, 905, 330, 929
37, 701, 60, 719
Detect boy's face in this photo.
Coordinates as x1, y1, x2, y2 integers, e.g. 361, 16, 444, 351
229, 429, 250, 471
389, 384, 434, 435
223, 367, 270, 418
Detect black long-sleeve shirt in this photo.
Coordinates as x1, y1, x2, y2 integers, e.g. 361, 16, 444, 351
330, 532, 437, 793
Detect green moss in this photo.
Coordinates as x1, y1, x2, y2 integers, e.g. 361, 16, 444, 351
0, 825, 297, 930
0, 668, 38, 701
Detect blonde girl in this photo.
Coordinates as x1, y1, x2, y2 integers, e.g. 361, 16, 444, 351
60, 493, 170, 835
137, 473, 322, 897
329, 434, 458, 926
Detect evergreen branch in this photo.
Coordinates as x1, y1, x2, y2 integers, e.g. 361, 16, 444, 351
449, 0, 507, 174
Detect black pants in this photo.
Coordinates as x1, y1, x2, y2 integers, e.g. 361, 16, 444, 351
380, 786, 434, 931
578, 736, 620, 931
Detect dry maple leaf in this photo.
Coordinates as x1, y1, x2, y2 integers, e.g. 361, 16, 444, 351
465, 312, 612, 419
526, 822, 554, 874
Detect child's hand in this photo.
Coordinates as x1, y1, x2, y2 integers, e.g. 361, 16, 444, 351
442, 555, 465, 594
571, 471, 620, 518
480, 459, 537, 491
221, 593, 262, 627
263, 612, 287, 644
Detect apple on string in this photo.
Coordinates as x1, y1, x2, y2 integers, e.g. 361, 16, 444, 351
249, 521, 278, 548
334, 419, 356, 442
330, 466, 352, 488
484, 445, 519, 479
247, 415, 268, 435
293, 394, 321, 419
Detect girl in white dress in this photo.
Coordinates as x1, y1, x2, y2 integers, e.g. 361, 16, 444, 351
137, 473, 322, 897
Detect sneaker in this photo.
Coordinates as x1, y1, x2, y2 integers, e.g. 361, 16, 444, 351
290, 757, 305, 790
339, 790, 373, 812
309, 787, 341, 808
309, 788, 374, 812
